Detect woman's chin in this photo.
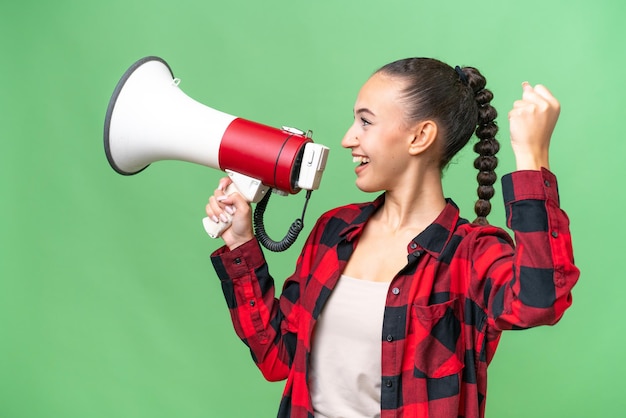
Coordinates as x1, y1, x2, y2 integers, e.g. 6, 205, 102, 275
354, 179, 383, 194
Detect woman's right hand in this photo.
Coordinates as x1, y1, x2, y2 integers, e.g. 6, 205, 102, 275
205, 177, 255, 250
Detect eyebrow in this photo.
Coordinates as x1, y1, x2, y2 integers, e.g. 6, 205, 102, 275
355, 107, 376, 117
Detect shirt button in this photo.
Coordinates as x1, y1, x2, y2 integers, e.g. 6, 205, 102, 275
544, 180, 551, 187
392, 287, 400, 295
386, 334, 393, 342
385, 380, 393, 388
234, 257, 242, 265
249, 300, 255, 307
551, 231, 559, 238
410, 242, 418, 249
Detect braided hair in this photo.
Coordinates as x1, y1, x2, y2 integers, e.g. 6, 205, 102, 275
376, 58, 499, 225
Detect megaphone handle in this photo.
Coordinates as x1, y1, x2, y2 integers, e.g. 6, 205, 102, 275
202, 183, 239, 238
202, 171, 271, 239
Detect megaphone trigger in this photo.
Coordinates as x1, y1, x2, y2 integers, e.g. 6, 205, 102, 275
224, 170, 270, 203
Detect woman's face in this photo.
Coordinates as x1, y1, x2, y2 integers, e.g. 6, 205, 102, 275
341, 72, 418, 193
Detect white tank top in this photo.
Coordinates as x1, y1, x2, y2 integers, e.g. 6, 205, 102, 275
310, 275, 390, 418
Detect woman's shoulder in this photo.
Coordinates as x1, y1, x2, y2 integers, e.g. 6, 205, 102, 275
309, 198, 381, 239
320, 200, 373, 219
454, 221, 515, 249
318, 195, 383, 225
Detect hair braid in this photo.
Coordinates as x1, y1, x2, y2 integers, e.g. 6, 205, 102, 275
462, 67, 500, 225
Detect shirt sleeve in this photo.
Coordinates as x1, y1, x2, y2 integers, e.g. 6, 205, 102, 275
470, 168, 580, 332
210, 234, 308, 382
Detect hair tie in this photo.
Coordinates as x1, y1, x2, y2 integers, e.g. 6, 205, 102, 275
455, 65, 468, 85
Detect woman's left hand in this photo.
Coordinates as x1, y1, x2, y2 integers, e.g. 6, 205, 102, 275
508, 82, 561, 171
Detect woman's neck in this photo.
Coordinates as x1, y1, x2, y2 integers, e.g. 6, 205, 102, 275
377, 170, 446, 233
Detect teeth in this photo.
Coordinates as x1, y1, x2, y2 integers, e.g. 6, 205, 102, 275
352, 156, 371, 164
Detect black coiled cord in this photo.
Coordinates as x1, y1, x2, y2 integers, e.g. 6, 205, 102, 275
253, 190, 312, 252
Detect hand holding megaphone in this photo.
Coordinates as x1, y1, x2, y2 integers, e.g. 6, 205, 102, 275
202, 170, 266, 239
104, 56, 329, 251
204, 175, 256, 249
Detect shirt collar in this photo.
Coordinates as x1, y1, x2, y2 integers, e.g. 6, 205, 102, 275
339, 194, 463, 258
413, 198, 463, 258
339, 194, 385, 242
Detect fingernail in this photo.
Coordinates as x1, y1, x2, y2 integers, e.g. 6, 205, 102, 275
225, 205, 235, 215
219, 213, 229, 223
212, 215, 219, 223
217, 195, 227, 202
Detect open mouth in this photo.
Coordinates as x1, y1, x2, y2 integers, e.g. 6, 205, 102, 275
352, 156, 371, 165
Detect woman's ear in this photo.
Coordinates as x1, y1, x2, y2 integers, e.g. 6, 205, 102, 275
408, 120, 438, 156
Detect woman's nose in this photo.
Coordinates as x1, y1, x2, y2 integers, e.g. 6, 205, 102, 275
341, 125, 358, 149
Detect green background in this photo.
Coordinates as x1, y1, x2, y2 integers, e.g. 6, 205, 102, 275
1, 0, 623, 417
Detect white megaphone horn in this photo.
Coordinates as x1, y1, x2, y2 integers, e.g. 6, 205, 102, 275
104, 56, 329, 251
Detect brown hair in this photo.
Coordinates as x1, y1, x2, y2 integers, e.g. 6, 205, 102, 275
376, 58, 499, 225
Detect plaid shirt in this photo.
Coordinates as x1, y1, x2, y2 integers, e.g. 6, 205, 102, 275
211, 169, 579, 418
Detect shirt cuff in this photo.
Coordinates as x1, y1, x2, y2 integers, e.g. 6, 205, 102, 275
501, 168, 559, 205
210, 238, 266, 281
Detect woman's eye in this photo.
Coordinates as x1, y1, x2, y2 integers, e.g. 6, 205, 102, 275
360, 118, 371, 127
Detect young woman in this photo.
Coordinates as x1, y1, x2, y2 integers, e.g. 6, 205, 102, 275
206, 57, 579, 418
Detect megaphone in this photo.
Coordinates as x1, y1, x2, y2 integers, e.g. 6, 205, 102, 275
104, 56, 329, 251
